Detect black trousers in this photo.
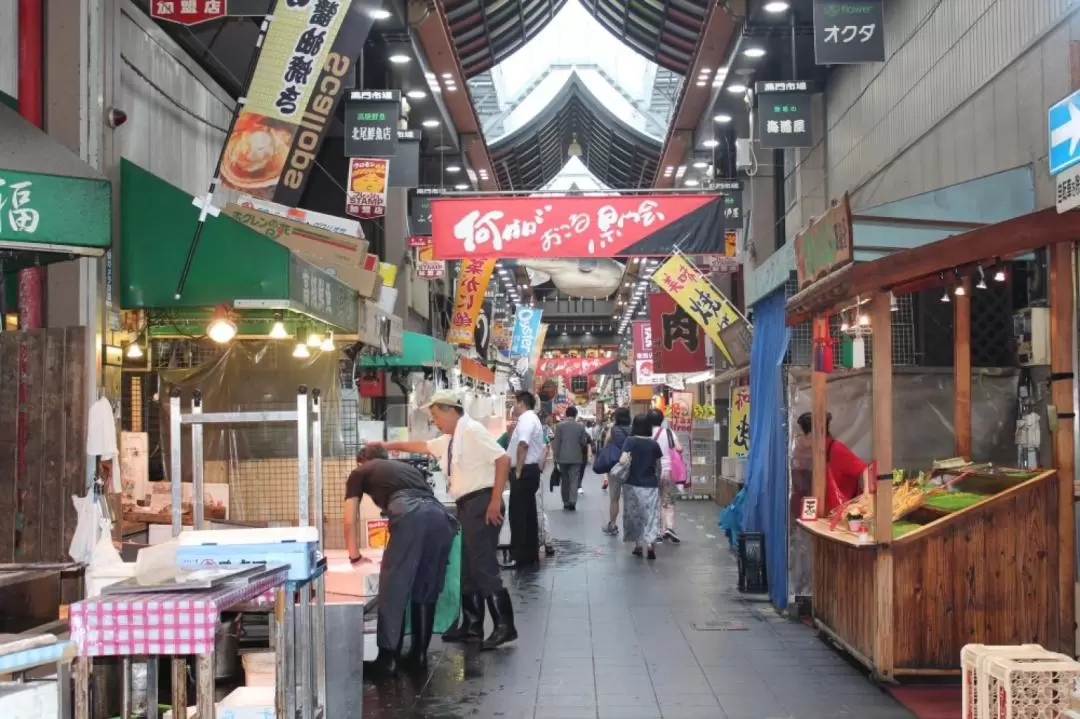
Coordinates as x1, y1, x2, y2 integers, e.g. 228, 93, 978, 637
456, 489, 504, 596
509, 464, 541, 565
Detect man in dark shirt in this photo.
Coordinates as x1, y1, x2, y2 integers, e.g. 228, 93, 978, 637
344, 445, 458, 679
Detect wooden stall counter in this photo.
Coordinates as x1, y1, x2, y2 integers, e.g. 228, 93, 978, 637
801, 467, 1063, 680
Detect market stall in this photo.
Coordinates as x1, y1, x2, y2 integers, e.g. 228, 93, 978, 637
786, 198, 1077, 679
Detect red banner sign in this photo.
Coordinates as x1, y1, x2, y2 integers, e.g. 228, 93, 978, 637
151, 0, 227, 25
430, 195, 717, 259
649, 293, 708, 374
534, 357, 615, 392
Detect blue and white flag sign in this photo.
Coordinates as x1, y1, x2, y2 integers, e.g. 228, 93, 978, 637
510, 307, 544, 357
1048, 88, 1080, 176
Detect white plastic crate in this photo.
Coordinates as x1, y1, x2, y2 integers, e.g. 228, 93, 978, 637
984, 654, 1080, 719
961, 644, 1046, 719
978, 650, 1074, 718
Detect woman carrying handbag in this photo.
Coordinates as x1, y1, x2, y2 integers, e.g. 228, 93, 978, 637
647, 409, 687, 544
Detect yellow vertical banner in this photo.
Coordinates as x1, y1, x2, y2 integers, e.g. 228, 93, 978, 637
530, 323, 549, 371
446, 259, 496, 345
652, 251, 750, 364
729, 385, 750, 458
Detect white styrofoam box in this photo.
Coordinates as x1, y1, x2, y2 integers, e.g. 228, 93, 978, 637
0, 681, 58, 718
734, 459, 747, 482
177, 526, 318, 546
219, 686, 275, 719
176, 526, 319, 581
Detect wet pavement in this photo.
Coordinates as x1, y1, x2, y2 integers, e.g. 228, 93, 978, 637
362, 468, 915, 719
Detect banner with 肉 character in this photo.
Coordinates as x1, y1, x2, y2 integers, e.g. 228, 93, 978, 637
649, 293, 708, 374
652, 251, 752, 366
216, 0, 369, 206
429, 194, 730, 259
509, 306, 544, 357
729, 385, 750, 458
446, 259, 495, 345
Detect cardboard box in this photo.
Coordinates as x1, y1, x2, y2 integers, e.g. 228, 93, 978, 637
237, 194, 364, 239
225, 204, 368, 267
297, 252, 381, 298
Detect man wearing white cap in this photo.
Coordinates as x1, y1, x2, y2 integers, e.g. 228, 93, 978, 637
377, 389, 518, 650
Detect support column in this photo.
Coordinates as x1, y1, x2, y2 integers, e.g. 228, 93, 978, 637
954, 278, 972, 459
811, 313, 829, 516
17, 0, 44, 330
870, 291, 894, 681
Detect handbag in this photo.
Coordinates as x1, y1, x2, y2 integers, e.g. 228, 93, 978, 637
608, 451, 630, 483
655, 427, 690, 487
592, 442, 622, 474
549, 465, 561, 492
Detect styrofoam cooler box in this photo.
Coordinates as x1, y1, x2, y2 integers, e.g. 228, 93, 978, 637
176, 526, 319, 581
219, 686, 275, 719
734, 459, 747, 483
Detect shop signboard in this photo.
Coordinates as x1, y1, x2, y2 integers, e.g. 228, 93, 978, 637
408, 187, 441, 238
718, 182, 743, 229
1049, 87, 1080, 176
729, 385, 750, 458
0, 169, 110, 249
794, 194, 854, 290
286, 254, 359, 332
216, 0, 368, 205
649, 293, 707, 374
755, 82, 813, 150
414, 241, 445, 280
343, 90, 401, 158
813, 0, 885, 65
151, 0, 227, 25
632, 321, 666, 386
535, 357, 616, 390
238, 193, 363, 238
389, 130, 422, 188
652, 251, 751, 365
429, 194, 723, 259
345, 158, 389, 219
446, 259, 496, 345
1056, 163, 1080, 214
510, 306, 544, 357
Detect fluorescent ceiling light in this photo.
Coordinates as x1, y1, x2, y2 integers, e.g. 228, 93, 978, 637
703, 139, 720, 148
406, 89, 426, 99
422, 119, 439, 128
764, 1, 790, 12
446, 164, 461, 173
454, 183, 469, 190
727, 83, 748, 94
389, 52, 411, 64
692, 161, 708, 168
369, 8, 391, 19
684, 179, 700, 187
714, 113, 733, 123
744, 47, 766, 58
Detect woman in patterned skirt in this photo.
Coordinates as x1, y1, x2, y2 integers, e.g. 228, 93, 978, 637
620, 414, 664, 560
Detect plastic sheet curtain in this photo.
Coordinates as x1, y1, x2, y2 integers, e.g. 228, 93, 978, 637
739, 289, 791, 609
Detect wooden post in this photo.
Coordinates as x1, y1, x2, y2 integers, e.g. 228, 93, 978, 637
812, 314, 829, 516
1049, 239, 1076, 657
870, 292, 895, 680
954, 278, 972, 459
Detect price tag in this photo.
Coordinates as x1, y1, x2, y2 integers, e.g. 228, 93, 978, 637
800, 497, 819, 521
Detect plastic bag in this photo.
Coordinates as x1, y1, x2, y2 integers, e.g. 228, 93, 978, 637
68, 493, 100, 564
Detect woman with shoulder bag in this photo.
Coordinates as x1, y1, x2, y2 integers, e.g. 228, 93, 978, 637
599, 407, 632, 535
620, 414, 664, 559
647, 409, 685, 544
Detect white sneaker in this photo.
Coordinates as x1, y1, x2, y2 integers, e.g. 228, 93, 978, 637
578, 487, 585, 494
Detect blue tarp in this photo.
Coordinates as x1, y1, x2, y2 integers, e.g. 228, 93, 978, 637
738, 289, 791, 609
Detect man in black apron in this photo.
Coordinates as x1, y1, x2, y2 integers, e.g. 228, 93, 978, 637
344, 445, 459, 678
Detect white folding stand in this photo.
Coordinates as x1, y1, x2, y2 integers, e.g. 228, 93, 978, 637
168, 386, 328, 719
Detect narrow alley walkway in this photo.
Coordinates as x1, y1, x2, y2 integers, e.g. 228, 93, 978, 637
362, 468, 915, 719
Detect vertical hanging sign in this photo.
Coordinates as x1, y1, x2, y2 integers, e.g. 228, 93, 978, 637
510, 306, 544, 357
716, 180, 743, 229
755, 82, 813, 150
649, 293, 707, 374
345, 158, 390, 219
813, 1, 886, 65
446, 260, 496, 345
728, 386, 750, 458
343, 90, 401, 157
408, 187, 441, 238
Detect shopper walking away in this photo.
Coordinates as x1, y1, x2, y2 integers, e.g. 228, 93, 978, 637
551, 405, 590, 510
378, 390, 517, 650
344, 446, 459, 678
505, 391, 544, 569
648, 408, 684, 544
601, 407, 631, 535
621, 414, 664, 559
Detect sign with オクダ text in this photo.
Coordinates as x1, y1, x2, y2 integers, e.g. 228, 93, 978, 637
151, 0, 227, 25
813, 1, 885, 65
794, 194, 854, 290
344, 90, 401, 158
756, 83, 813, 149
1056, 163, 1080, 214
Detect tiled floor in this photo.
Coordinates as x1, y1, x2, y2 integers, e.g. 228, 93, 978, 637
362, 468, 915, 719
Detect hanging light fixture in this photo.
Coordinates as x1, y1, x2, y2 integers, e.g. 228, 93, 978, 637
268, 312, 289, 339
858, 314, 870, 327
126, 342, 144, 359
293, 341, 311, 359
207, 304, 237, 344
321, 332, 335, 352
954, 284, 966, 297
306, 329, 323, 348
567, 133, 583, 158
889, 292, 898, 312
993, 265, 1007, 282
976, 265, 988, 290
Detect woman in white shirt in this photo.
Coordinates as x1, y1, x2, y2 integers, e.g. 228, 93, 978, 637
647, 408, 683, 544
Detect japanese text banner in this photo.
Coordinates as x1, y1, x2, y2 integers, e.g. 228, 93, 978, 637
652, 252, 751, 365
217, 0, 369, 206
729, 386, 750, 458
446, 259, 496, 345
430, 195, 724, 260
510, 306, 544, 357
649, 293, 708, 374
632, 321, 665, 386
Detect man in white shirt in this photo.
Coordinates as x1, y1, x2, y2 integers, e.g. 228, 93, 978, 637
506, 390, 544, 569
378, 390, 517, 650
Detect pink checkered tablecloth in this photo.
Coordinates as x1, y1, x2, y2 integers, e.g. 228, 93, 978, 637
69, 567, 289, 657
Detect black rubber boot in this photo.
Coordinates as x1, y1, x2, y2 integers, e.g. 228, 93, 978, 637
363, 647, 400, 680
480, 589, 518, 651
404, 602, 436, 672
442, 593, 485, 643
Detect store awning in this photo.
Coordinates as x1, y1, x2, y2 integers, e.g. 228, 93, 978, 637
359, 331, 455, 368
0, 104, 110, 255
120, 160, 359, 333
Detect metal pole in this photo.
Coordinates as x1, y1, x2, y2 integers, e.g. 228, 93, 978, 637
311, 388, 323, 547
297, 386, 310, 527
169, 390, 183, 536
299, 583, 313, 719
191, 390, 205, 530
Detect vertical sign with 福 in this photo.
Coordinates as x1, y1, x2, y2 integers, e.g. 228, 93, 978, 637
813, 1, 885, 65
755, 82, 813, 150
343, 90, 401, 157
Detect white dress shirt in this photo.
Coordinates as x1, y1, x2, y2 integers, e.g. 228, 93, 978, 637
427, 415, 506, 500
508, 409, 544, 468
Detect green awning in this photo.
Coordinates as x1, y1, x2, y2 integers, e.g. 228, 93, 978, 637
0, 104, 110, 253
120, 160, 359, 333
360, 331, 455, 368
